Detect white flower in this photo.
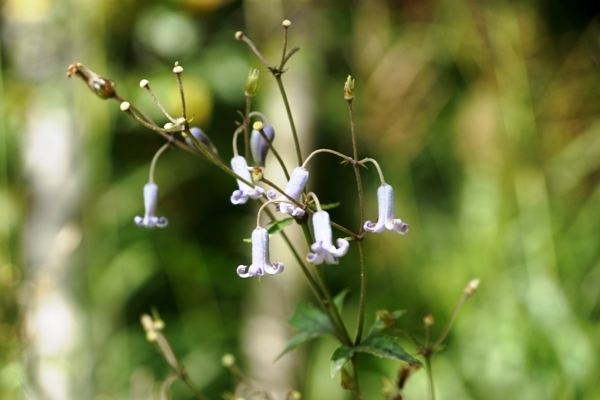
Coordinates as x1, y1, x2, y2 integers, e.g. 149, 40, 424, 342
307, 210, 349, 265
134, 183, 168, 228
267, 166, 308, 216
364, 183, 408, 234
230, 156, 264, 204
237, 227, 284, 278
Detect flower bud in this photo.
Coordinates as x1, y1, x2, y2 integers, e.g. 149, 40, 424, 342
424, 314, 435, 326
186, 127, 218, 155
250, 124, 275, 167
344, 75, 355, 100
245, 69, 260, 97
67, 63, 116, 100
221, 353, 235, 367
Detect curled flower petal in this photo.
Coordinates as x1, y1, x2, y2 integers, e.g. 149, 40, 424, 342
364, 184, 408, 234
306, 210, 349, 265
272, 167, 308, 216
237, 227, 284, 278
134, 183, 168, 228
186, 127, 218, 155
230, 156, 264, 205
250, 124, 275, 167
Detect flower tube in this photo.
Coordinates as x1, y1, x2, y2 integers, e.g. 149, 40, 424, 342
237, 227, 284, 278
364, 183, 408, 234
230, 156, 264, 204
134, 183, 168, 228
307, 210, 349, 265
267, 166, 308, 216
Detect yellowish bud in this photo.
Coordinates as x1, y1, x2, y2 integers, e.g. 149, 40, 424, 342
252, 121, 264, 131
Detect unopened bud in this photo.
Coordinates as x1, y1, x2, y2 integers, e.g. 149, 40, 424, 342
344, 75, 355, 100
424, 314, 435, 326
245, 69, 260, 97
282, 20, 291, 27
66, 63, 116, 100
289, 390, 301, 399
141, 314, 154, 331
235, 31, 244, 40
120, 102, 130, 111
252, 121, 264, 131
146, 331, 158, 342
173, 64, 183, 74
221, 353, 235, 367
139, 79, 149, 88
164, 122, 174, 129
376, 310, 397, 328
465, 278, 480, 295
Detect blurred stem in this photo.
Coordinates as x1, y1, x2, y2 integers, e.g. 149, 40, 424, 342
351, 358, 362, 400
425, 356, 435, 400
149, 142, 171, 183
274, 75, 303, 166
354, 241, 366, 344
244, 96, 252, 161
179, 372, 208, 400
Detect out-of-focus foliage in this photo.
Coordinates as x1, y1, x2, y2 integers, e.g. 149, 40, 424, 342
2, 0, 600, 399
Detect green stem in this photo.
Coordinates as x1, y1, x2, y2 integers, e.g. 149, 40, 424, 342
354, 241, 366, 344
274, 75, 303, 166
179, 372, 209, 400
244, 96, 252, 162
425, 356, 435, 400
256, 126, 290, 180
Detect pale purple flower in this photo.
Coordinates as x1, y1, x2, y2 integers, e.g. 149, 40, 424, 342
364, 183, 409, 234
250, 124, 275, 167
230, 156, 264, 205
267, 166, 308, 216
134, 183, 168, 228
237, 227, 284, 278
307, 210, 349, 265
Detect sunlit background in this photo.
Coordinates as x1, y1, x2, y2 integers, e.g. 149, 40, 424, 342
1, 0, 600, 399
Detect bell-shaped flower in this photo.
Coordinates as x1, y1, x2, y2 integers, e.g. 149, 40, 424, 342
230, 156, 264, 204
364, 183, 409, 234
186, 127, 218, 155
237, 227, 284, 278
267, 166, 308, 217
134, 182, 168, 228
250, 124, 275, 167
307, 210, 350, 265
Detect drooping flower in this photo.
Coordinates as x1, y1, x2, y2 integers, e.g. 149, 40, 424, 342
134, 183, 168, 228
307, 210, 349, 265
186, 127, 218, 155
267, 166, 308, 216
364, 183, 409, 234
250, 124, 275, 167
237, 227, 284, 278
230, 156, 264, 205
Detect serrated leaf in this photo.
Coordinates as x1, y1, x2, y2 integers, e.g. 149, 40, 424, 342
330, 332, 421, 377
267, 217, 294, 235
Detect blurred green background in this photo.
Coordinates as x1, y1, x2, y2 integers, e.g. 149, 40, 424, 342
1, 0, 600, 399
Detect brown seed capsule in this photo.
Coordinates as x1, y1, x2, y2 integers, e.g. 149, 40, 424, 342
66, 63, 116, 100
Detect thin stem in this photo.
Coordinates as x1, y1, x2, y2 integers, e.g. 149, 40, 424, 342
351, 357, 362, 400
302, 148, 352, 168
354, 241, 367, 344
159, 375, 178, 400
180, 373, 209, 400
425, 356, 435, 400
358, 157, 386, 185
348, 101, 365, 231
248, 111, 268, 124
236, 32, 275, 70
279, 22, 290, 70
305, 191, 322, 210
141, 81, 178, 124
255, 199, 281, 227
174, 63, 187, 120
232, 126, 245, 157
113, 94, 156, 126
432, 292, 468, 349
274, 75, 303, 166
244, 95, 252, 161
281, 47, 300, 68
149, 142, 171, 183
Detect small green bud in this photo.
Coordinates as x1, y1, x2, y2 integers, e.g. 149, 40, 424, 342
424, 314, 435, 327
343, 75, 355, 100
376, 310, 397, 328
245, 69, 260, 97
221, 353, 235, 367
235, 31, 244, 40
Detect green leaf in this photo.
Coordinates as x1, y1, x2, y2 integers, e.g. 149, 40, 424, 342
369, 310, 406, 336
330, 332, 421, 377
320, 202, 341, 211
267, 217, 294, 235
276, 290, 350, 361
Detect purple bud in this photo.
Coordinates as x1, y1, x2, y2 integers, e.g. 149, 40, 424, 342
250, 125, 275, 167
186, 127, 218, 155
